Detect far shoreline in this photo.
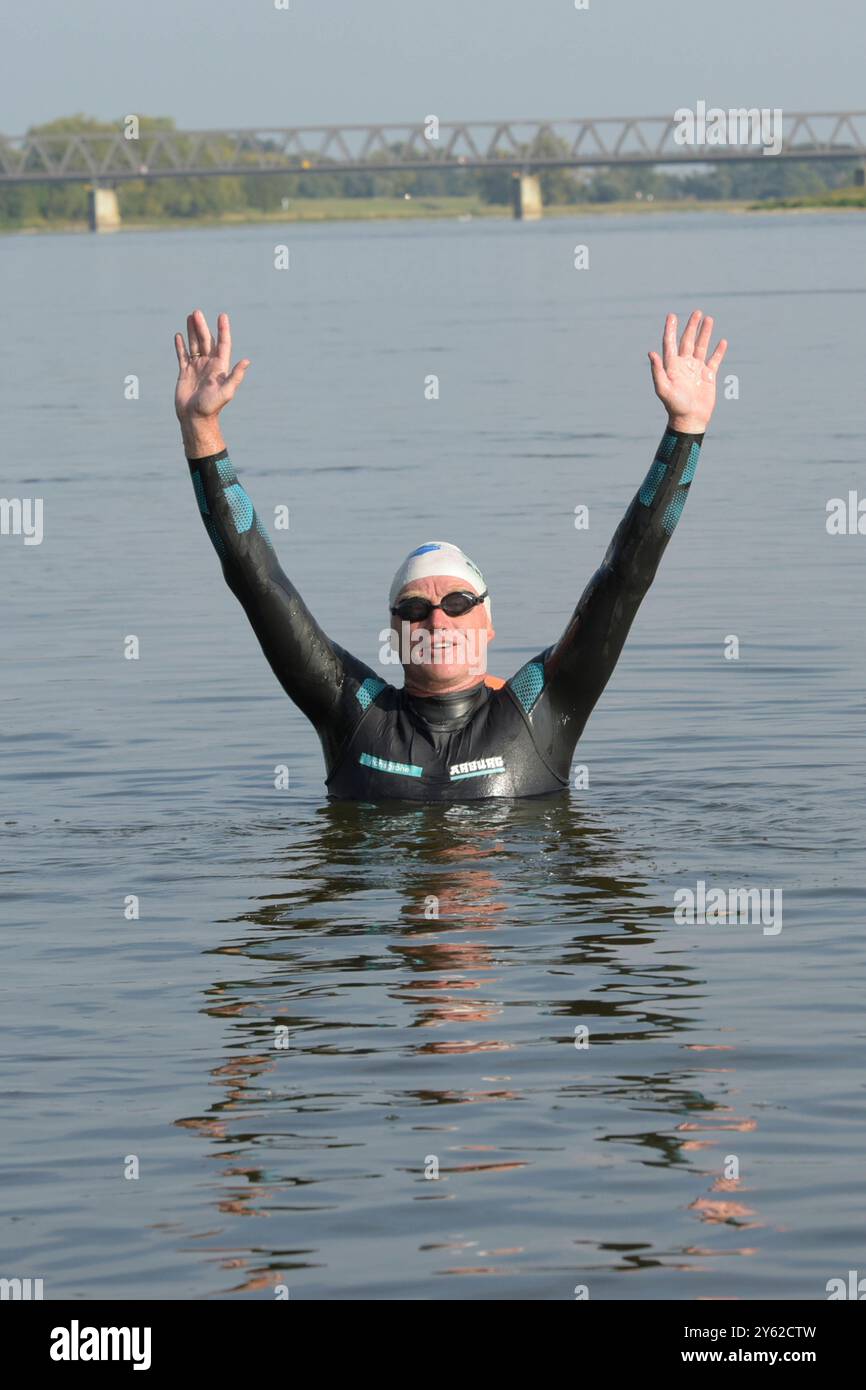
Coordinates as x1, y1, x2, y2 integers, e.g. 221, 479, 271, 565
3, 191, 864, 236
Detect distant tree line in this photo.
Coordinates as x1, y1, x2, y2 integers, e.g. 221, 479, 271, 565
1, 115, 861, 226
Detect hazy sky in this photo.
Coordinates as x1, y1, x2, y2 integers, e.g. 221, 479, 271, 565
2, 0, 864, 133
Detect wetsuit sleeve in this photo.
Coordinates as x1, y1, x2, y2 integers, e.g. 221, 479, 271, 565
186, 447, 358, 735
542, 427, 705, 730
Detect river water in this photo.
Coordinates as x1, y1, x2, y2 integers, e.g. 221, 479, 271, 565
2, 209, 864, 1299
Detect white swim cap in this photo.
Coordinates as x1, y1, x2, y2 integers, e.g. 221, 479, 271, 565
389, 541, 491, 618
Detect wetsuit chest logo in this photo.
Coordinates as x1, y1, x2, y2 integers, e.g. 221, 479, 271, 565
449, 755, 506, 781
359, 751, 423, 779
356, 751, 507, 782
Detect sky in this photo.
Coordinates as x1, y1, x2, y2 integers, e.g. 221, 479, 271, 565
2, 0, 864, 134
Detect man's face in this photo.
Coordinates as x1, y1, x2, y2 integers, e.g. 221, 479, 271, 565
390, 573, 495, 693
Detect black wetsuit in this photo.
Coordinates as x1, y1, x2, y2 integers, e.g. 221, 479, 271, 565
187, 428, 704, 800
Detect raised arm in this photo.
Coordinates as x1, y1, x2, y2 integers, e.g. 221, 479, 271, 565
175, 309, 373, 747
544, 310, 728, 731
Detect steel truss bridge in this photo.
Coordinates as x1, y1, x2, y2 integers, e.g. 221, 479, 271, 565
2, 111, 865, 184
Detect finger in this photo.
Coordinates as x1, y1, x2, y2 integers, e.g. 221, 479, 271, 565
187, 312, 202, 356
194, 308, 215, 356
706, 338, 728, 374
648, 350, 669, 396
662, 314, 678, 370
174, 332, 189, 369
679, 309, 702, 357
694, 314, 714, 362
225, 358, 251, 395
216, 312, 231, 369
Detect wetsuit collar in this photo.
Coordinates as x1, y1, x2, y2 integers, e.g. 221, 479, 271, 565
405, 679, 489, 730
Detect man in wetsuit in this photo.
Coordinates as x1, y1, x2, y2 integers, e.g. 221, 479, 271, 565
175, 307, 727, 800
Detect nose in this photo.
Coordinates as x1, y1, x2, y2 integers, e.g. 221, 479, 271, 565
429, 603, 451, 629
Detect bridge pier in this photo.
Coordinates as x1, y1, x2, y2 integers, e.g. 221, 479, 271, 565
88, 186, 121, 233
854, 163, 865, 187
512, 172, 543, 221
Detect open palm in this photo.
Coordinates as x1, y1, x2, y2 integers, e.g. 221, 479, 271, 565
174, 309, 250, 421
649, 311, 727, 433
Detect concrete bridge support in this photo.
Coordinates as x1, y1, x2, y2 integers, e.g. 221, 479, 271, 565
512, 172, 543, 221
88, 186, 121, 232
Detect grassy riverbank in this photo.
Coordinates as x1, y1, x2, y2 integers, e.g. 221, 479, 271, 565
753, 187, 866, 211
3, 189, 864, 235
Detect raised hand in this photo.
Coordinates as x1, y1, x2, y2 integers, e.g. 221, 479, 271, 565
648, 311, 728, 434
174, 309, 250, 420
174, 309, 250, 457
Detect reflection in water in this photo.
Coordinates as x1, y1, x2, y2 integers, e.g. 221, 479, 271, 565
175, 798, 761, 1297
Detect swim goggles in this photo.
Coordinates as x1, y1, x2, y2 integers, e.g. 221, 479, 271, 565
390, 590, 489, 622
